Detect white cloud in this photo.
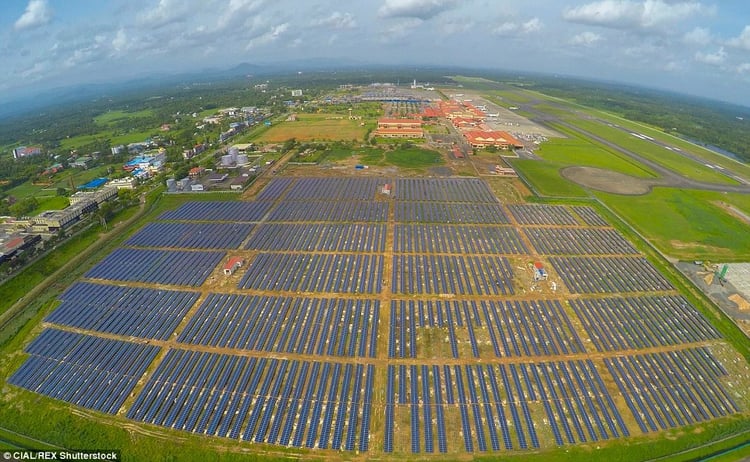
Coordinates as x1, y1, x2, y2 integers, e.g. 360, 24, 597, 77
695, 46, 727, 65
440, 18, 474, 35
522, 18, 542, 34
737, 63, 750, 74
138, 0, 192, 28
378, 0, 459, 20
311, 12, 357, 29
381, 18, 423, 41
14, 0, 52, 31
727, 26, 750, 51
246, 23, 289, 49
19, 61, 47, 80
683, 27, 712, 46
570, 31, 603, 46
563, 0, 707, 30
492, 18, 542, 36
112, 29, 128, 53
217, 0, 266, 29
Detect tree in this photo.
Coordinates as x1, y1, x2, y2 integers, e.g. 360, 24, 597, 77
9, 196, 38, 218
56, 187, 68, 196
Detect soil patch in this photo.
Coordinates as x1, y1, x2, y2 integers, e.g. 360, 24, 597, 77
729, 294, 750, 311
561, 166, 656, 195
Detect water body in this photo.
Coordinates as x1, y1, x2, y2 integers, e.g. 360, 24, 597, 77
679, 136, 743, 162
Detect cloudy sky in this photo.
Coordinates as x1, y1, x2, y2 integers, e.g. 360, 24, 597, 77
3, 0, 750, 106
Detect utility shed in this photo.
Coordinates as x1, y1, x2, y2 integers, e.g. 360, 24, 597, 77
223, 257, 245, 276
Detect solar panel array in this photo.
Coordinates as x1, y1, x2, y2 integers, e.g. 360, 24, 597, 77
394, 224, 526, 254
238, 253, 383, 293
384, 361, 629, 453
604, 348, 738, 433
125, 222, 255, 249
8, 329, 159, 414
9, 176, 744, 456
128, 352, 375, 450
548, 256, 674, 293
246, 223, 386, 252
178, 294, 379, 357
47, 282, 199, 340
158, 200, 273, 221
570, 296, 722, 351
392, 255, 514, 295
85, 248, 225, 286
388, 299, 585, 359
523, 227, 638, 255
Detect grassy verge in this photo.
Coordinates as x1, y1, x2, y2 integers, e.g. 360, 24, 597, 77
595, 188, 750, 260
560, 118, 738, 185
511, 159, 589, 197
384, 147, 443, 168
535, 127, 657, 178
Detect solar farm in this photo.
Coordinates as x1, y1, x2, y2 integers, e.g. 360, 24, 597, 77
8, 176, 750, 457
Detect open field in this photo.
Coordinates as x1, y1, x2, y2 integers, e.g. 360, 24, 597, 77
534, 128, 657, 178
384, 147, 443, 168
595, 188, 750, 260
5, 165, 116, 207
255, 114, 371, 142
559, 118, 739, 185
58, 129, 158, 151
94, 109, 155, 127
511, 160, 590, 198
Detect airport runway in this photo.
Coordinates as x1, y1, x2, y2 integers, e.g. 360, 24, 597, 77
521, 101, 750, 194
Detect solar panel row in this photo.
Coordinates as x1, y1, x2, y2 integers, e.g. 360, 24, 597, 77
523, 227, 638, 255
385, 361, 628, 453
178, 294, 379, 357
238, 253, 383, 294
570, 295, 722, 351
85, 248, 225, 287
394, 178, 498, 202
159, 201, 273, 221
47, 282, 199, 340
125, 222, 255, 249
266, 200, 388, 222
508, 204, 579, 226
128, 351, 375, 449
548, 256, 674, 294
8, 329, 158, 414
605, 348, 738, 433
388, 299, 586, 359
571, 206, 609, 227
392, 255, 514, 295
284, 177, 384, 200
393, 224, 527, 254
394, 202, 509, 223
245, 223, 386, 252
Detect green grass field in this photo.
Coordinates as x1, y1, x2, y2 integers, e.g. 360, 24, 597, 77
535, 127, 658, 178
595, 188, 750, 259
561, 118, 739, 185
94, 109, 155, 126
511, 159, 590, 197
495, 84, 750, 182
255, 114, 370, 142
5, 166, 118, 210
384, 147, 443, 168
59, 129, 157, 151
30, 196, 69, 214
